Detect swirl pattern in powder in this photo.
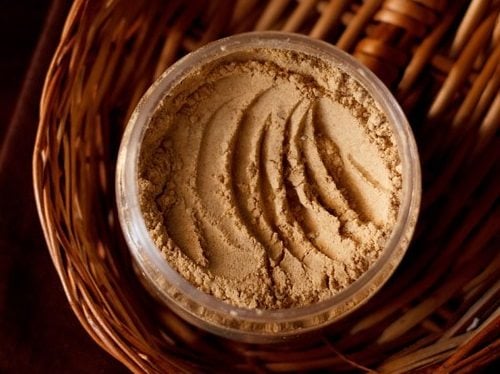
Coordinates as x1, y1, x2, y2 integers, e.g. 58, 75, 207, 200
138, 48, 402, 309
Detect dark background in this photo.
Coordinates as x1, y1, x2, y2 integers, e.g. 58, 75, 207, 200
0, 2, 125, 372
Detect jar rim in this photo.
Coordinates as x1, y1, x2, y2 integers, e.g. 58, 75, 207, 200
116, 31, 421, 342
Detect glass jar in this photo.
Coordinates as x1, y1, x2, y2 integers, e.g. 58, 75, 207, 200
116, 31, 421, 343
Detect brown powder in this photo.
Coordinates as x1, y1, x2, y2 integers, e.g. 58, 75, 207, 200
138, 48, 402, 309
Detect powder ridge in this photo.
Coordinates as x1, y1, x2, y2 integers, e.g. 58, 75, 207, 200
138, 48, 402, 309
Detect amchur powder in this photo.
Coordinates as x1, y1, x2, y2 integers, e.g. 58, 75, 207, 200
138, 47, 402, 309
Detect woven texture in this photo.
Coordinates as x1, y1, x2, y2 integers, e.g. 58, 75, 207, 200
33, 0, 499, 372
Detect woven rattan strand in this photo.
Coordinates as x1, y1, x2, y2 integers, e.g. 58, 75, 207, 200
33, 0, 499, 372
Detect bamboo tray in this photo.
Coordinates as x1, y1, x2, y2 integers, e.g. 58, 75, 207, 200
33, 0, 499, 372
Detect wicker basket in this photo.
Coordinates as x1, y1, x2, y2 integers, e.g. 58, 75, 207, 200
33, 0, 499, 372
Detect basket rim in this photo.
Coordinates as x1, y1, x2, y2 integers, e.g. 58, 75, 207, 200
32, 0, 500, 371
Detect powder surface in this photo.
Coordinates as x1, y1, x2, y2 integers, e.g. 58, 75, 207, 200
138, 48, 402, 309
